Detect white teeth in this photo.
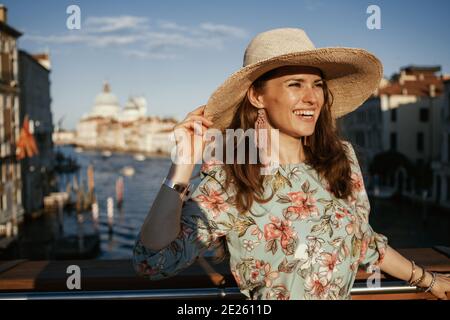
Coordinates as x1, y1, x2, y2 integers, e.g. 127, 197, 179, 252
293, 110, 314, 116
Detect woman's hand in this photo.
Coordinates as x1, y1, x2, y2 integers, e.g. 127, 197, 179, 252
172, 105, 213, 165
428, 273, 450, 300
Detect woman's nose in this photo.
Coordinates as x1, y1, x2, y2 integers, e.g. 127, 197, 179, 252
301, 87, 317, 105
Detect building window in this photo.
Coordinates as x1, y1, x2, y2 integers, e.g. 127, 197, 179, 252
390, 132, 397, 151
391, 108, 397, 122
417, 132, 424, 152
0, 53, 13, 82
355, 131, 365, 147
419, 108, 429, 122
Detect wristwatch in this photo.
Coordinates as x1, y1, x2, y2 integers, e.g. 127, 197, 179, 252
162, 177, 194, 201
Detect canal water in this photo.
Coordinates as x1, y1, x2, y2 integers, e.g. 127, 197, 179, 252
8, 146, 450, 260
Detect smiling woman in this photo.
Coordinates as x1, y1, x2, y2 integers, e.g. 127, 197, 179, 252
133, 28, 450, 300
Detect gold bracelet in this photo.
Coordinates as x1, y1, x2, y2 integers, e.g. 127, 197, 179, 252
411, 266, 426, 287
408, 260, 416, 284
424, 272, 437, 293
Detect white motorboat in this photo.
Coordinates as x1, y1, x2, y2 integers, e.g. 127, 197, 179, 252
101, 150, 112, 158
134, 154, 146, 161
121, 166, 135, 177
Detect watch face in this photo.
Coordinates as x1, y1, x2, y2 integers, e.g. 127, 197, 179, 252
174, 184, 186, 193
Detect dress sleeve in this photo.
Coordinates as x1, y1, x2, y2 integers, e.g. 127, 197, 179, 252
132, 163, 237, 281
343, 141, 389, 272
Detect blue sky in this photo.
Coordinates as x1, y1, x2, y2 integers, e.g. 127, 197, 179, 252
4, 0, 450, 129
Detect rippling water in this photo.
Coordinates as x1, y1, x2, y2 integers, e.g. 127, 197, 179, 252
57, 146, 173, 259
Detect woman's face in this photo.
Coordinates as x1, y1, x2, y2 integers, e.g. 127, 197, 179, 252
251, 66, 325, 138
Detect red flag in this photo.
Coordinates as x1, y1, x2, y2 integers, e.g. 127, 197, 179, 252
16, 115, 39, 160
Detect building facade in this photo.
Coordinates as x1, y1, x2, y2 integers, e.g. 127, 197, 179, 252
340, 66, 445, 198
0, 5, 23, 237
75, 83, 177, 155
18, 50, 55, 215
432, 79, 450, 207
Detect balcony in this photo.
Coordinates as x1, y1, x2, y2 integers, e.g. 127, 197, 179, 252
0, 247, 449, 300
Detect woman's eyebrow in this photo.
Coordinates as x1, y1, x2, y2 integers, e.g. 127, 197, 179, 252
284, 77, 324, 83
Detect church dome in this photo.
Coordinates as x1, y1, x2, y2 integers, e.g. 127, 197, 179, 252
121, 96, 148, 122
90, 82, 120, 119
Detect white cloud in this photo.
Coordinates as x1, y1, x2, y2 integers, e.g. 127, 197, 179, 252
156, 20, 188, 32
124, 49, 178, 60
24, 33, 143, 47
199, 23, 247, 38
85, 16, 149, 33
24, 16, 247, 59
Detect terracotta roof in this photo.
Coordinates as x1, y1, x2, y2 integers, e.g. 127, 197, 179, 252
379, 73, 443, 97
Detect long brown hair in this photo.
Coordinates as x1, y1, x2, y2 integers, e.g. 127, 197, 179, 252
219, 67, 354, 214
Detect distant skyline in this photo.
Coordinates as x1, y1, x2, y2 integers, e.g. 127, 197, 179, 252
4, 0, 450, 129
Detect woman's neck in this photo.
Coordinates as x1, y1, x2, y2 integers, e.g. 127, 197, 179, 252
277, 131, 305, 164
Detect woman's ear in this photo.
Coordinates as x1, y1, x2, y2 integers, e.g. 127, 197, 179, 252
247, 86, 264, 109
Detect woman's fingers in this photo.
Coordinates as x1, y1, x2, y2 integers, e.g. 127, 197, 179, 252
185, 115, 214, 126
185, 122, 208, 136
188, 104, 207, 116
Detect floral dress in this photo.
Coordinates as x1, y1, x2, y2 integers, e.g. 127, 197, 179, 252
133, 141, 389, 300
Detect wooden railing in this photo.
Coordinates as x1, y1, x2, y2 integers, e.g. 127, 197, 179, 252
0, 247, 449, 300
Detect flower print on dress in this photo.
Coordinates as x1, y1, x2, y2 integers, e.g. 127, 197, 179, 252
261, 262, 280, 288
250, 225, 264, 241
263, 215, 298, 255
304, 272, 331, 299
243, 239, 260, 252
194, 184, 229, 219
265, 284, 290, 300
276, 180, 319, 221
296, 236, 325, 278
318, 250, 341, 280
200, 157, 224, 173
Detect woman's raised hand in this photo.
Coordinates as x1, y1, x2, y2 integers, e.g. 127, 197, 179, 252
172, 105, 213, 165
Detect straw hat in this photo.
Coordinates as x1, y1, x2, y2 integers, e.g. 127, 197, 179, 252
204, 28, 383, 131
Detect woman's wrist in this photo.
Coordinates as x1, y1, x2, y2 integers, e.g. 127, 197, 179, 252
167, 163, 196, 185
417, 270, 434, 288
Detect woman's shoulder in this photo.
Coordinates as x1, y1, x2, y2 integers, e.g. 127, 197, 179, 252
195, 158, 235, 197
200, 158, 226, 177
340, 139, 359, 166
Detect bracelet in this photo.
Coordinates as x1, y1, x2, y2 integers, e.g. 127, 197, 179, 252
410, 266, 426, 287
424, 272, 437, 293
408, 260, 416, 284
162, 178, 194, 201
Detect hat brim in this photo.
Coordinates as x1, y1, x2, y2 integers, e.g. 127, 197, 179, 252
205, 47, 383, 131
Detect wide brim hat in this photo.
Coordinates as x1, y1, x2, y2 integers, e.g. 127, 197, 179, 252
204, 28, 383, 131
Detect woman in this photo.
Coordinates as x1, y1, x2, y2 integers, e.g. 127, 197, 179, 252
133, 28, 450, 300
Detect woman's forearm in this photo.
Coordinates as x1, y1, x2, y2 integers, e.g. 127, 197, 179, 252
139, 163, 196, 251
379, 245, 433, 287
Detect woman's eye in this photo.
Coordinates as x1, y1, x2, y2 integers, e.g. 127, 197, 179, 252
289, 83, 301, 87
315, 82, 324, 88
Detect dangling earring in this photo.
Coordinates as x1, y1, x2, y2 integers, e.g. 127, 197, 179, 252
254, 108, 268, 146
254, 108, 270, 166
